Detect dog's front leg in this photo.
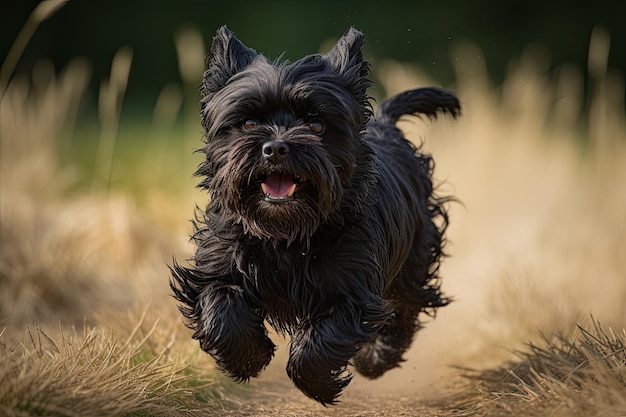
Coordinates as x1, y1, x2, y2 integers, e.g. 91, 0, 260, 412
195, 281, 275, 381
286, 299, 388, 405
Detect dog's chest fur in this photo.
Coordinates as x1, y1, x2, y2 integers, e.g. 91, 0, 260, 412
234, 221, 368, 328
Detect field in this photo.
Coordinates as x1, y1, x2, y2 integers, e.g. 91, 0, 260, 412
1, 7, 625, 416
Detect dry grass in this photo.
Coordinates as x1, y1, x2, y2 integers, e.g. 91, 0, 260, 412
0, 315, 218, 417
1, 6, 625, 415
452, 318, 626, 416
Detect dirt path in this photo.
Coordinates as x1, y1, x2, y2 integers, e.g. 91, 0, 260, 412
209, 284, 486, 417
212, 337, 471, 417
217, 376, 458, 417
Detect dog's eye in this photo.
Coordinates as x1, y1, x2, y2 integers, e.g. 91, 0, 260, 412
308, 119, 324, 134
243, 119, 258, 130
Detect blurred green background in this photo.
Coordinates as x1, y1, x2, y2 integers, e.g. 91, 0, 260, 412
3, 0, 625, 121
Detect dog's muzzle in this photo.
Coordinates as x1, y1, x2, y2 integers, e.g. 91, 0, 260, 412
259, 141, 307, 203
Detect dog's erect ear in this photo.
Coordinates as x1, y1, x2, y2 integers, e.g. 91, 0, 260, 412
202, 26, 257, 95
325, 27, 367, 73
324, 28, 371, 96
324, 28, 373, 121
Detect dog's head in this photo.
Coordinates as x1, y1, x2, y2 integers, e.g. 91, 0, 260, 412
196, 26, 373, 244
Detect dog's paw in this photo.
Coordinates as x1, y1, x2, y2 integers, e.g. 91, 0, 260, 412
215, 332, 276, 381
352, 336, 405, 378
285, 324, 360, 405
195, 283, 276, 381
286, 360, 352, 406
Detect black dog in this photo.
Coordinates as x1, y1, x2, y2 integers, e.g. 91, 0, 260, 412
170, 26, 460, 405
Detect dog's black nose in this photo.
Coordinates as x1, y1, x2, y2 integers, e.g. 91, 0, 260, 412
262, 140, 289, 164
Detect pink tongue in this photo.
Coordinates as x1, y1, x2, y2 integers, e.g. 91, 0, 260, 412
263, 172, 295, 197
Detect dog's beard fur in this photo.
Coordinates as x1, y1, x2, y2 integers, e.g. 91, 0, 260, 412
170, 26, 461, 405
201, 117, 351, 244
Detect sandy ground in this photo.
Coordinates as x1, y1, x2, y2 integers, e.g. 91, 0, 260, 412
210, 273, 483, 416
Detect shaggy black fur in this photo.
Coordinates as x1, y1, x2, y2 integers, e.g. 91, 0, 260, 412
170, 26, 460, 405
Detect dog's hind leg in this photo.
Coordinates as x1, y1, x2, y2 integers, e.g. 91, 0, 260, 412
353, 223, 448, 378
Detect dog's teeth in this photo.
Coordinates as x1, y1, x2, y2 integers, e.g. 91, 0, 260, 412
287, 183, 296, 197
261, 183, 268, 195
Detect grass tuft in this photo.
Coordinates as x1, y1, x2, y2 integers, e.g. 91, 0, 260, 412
0, 318, 219, 417
452, 317, 626, 417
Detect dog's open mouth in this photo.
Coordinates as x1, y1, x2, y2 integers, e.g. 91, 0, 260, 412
260, 172, 305, 203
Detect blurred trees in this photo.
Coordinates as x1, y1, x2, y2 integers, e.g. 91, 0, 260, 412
2, 0, 625, 112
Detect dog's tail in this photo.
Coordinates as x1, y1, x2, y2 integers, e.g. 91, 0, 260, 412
375, 87, 461, 125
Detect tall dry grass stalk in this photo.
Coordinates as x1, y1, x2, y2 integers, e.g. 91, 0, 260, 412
0, 59, 90, 200
92, 47, 133, 190
0, 0, 69, 97
149, 83, 183, 180
174, 27, 205, 166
